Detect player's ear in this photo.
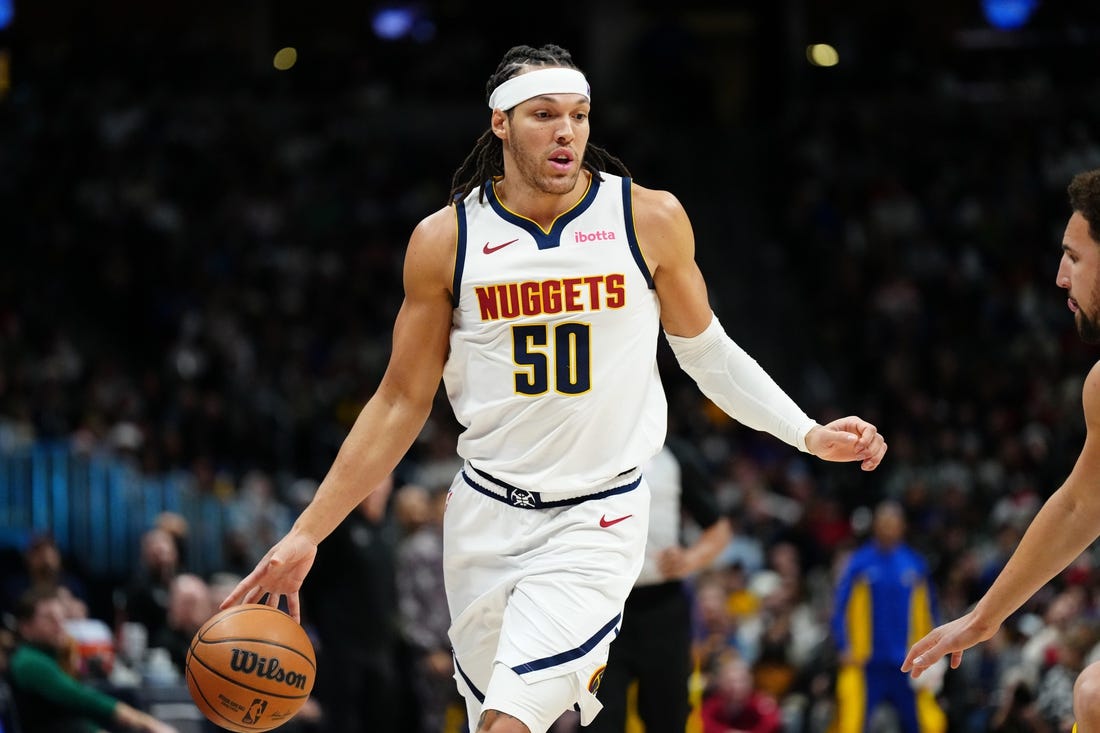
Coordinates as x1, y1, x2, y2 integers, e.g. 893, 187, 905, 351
491, 109, 508, 140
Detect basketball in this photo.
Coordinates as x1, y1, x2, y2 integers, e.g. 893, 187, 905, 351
185, 604, 316, 732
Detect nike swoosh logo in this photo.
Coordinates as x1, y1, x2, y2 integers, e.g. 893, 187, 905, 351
483, 238, 520, 254
599, 514, 633, 528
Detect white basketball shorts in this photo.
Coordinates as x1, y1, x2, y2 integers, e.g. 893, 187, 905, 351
443, 462, 650, 731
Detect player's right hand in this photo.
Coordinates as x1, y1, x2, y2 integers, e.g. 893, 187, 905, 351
220, 531, 318, 623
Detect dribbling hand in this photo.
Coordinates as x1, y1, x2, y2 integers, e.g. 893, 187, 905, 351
219, 531, 318, 623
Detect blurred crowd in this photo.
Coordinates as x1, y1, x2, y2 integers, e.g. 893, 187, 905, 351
5, 7, 1100, 733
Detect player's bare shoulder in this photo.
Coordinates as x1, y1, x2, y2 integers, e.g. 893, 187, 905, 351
629, 182, 688, 229
409, 205, 459, 258
628, 181, 696, 271
1073, 361, 1100, 468
1083, 360, 1100, 419
404, 204, 460, 294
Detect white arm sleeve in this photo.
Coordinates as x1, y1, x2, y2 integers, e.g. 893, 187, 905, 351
664, 314, 818, 453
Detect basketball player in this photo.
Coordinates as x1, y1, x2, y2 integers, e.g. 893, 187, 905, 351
221, 43, 887, 733
903, 168, 1100, 733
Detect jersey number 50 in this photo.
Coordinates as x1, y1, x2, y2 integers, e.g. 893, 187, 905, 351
512, 323, 591, 395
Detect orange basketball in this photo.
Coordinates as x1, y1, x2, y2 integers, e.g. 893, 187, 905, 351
185, 604, 316, 733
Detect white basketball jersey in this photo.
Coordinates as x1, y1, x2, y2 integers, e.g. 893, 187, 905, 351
443, 172, 667, 494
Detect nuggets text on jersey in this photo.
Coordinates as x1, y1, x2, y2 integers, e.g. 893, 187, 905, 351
475, 274, 626, 321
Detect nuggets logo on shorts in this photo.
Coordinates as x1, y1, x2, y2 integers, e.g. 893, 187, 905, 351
587, 665, 607, 695
509, 487, 536, 508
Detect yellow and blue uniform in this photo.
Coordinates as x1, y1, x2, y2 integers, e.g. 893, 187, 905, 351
831, 541, 947, 733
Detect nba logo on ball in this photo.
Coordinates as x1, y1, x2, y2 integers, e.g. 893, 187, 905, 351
185, 604, 316, 732
243, 698, 268, 723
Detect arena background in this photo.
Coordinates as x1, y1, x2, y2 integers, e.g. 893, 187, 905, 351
3, 1, 1100, 731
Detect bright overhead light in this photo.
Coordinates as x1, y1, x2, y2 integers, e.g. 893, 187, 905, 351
806, 44, 840, 67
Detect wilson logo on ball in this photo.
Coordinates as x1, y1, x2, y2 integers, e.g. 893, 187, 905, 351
229, 649, 309, 690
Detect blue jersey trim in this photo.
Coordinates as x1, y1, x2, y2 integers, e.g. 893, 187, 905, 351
511, 613, 622, 675
454, 654, 485, 703
452, 200, 468, 307
486, 174, 602, 250
621, 177, 654, 289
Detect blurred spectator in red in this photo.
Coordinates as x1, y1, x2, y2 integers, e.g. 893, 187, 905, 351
700, 654, 782, 733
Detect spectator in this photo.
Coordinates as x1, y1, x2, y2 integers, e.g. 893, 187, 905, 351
120, 528, 181, 649
149, 573, 214, 673
989, 673, 1044, 733
299, 472, 405, 733
951, 623, 1035, 733
8, 587, 178, 733
1, 533, 88, 619
694, 573, 753, 679
831, 501, 946, 733
394, 483, 463, 733
1, 10, 1100, 733
152, 513, 191, 573
205, 572, 243, 611
223, 470, 294, 576
1035, 621, 1097, 733
1020, 588, 1087, 677
700, 655, 782, 733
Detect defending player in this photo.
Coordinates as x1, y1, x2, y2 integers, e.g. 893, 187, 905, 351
903, 169, 1100, 733
222, 43, 887, 733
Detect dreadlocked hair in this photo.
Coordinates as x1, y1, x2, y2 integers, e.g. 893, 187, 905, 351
447, 43, 630, 204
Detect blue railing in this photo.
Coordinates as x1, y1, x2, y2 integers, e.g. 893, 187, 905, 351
0, 442, 228, 578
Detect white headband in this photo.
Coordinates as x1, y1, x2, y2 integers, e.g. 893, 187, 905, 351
487, 68, 591, 111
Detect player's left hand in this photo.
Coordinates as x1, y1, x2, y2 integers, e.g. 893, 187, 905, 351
901, 610, 999, 678
805, 416, 886, 470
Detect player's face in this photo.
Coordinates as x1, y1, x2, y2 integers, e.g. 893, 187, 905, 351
500, 94, 590, 196
1057, 212, 1100, 344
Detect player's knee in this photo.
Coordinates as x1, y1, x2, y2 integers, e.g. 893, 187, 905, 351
1074, 662, 1100, 724
477, 709, 532, 733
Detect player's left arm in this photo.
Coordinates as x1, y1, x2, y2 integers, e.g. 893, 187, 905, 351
630, 184, 713, 338
904, 361, 1100, 676
633, 183, 885, 467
